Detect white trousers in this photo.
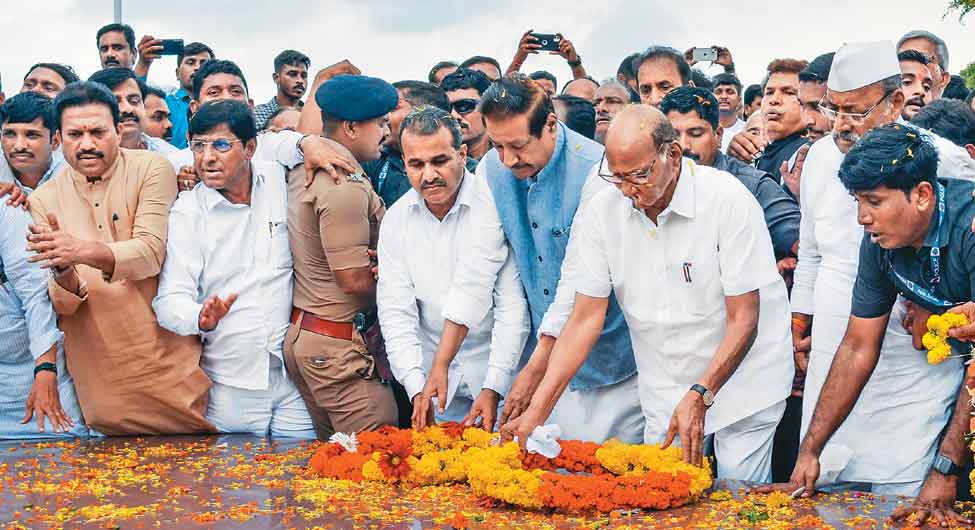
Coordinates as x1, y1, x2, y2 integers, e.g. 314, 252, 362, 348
548, 374, 645, 444
645, 398, 786, 483
206, 356, 316, 439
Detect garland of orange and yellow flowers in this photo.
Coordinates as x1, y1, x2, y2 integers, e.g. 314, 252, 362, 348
306, 423, 712, 513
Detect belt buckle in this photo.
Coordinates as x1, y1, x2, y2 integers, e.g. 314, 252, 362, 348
353, 312, 367, 332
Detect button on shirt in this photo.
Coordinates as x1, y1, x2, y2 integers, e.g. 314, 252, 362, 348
540, 158, 793, 437
377, 172, 529, 405
153, 161, 293, 391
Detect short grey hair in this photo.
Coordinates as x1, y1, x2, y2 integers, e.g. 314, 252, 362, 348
398, 105, 464, 151
897, 30, 949, 71
599, 78, 641, 103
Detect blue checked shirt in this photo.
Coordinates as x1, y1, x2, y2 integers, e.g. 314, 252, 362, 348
0, 198, 86, 438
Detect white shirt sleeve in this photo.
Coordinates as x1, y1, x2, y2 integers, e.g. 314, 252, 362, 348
151, 197, 204, 336
376, 208, 426, 400
717, 182, 782, 295
255, 130, 304, 169
442, 165, 510, 328
790, 158, 820, 315
482, 248, 529, 397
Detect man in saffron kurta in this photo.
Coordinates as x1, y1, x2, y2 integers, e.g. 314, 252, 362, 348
26, 81, 212, 435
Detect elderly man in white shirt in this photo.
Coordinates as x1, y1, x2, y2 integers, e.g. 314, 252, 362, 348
153, 100, 314, 438
379, 107, 529, 428
502, 105, 793, 482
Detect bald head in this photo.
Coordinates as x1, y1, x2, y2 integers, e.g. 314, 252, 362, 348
605, 104, 675, 153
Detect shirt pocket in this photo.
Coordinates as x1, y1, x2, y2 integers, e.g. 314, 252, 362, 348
671, 255, 722, 319
269, 220, 293, 269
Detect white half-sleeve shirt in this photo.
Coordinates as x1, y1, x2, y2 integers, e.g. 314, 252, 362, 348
549, 158, 793, 438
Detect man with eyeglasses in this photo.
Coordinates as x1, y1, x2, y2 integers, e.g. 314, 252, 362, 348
362, 80, 452, 208
430, 74, 645, 445
786, 41, 975, 500
441, 68, 493, 164
501, 104, 792, 482
153, 100, 315, 438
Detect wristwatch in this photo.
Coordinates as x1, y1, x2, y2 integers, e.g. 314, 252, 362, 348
932, 453, 965, 477
689, 384, 714, 408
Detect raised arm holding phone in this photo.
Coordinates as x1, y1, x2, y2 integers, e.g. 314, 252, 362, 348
506, 29, 588, 80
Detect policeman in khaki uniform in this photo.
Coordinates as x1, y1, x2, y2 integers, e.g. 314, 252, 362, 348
285, 75, 399, 438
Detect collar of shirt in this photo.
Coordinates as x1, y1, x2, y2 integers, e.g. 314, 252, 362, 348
404, 169, 475, 219
633, 158, 697, 223
763, 131, 806, 158
201, 164, 266, 211
169, 87, 190, 102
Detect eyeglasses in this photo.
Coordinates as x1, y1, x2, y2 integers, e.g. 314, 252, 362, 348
451, 98, 479, 115
597, 144, 669, 185
818, 90, 894, 124
189, 138, 243, 153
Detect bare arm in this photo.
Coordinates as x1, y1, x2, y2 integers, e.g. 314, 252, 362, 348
333, 267, 376, 297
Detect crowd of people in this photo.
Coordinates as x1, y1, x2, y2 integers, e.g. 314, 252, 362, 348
2, 21, 975, 526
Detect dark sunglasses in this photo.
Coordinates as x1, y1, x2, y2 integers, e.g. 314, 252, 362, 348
451, 98, 479, 115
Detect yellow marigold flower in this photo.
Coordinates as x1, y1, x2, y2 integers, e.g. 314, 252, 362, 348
928, 343, 952, 365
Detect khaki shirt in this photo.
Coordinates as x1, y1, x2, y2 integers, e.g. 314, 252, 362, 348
287, 165, 384, 322
29, 149, 212, 435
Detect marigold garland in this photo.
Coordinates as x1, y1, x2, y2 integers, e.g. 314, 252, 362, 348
306, 425, 712, 513
923, 311, 968, 364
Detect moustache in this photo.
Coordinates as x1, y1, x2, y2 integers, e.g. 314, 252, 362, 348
77, 150, 105, 159
10, 149, 34, 157
422, 178, 449, 189
906, 97, 926, 108
104, 57, 119, 65
832, 130, 860, 145
120, 112, 140, 123
596, 111, 612, 122
683, 151, 701, 162
294, 84, 305, 92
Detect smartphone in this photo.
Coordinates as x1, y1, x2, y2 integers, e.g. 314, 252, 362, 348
159, 39, 184, 56
692, 47, 718, 63
530, 33, 562, 52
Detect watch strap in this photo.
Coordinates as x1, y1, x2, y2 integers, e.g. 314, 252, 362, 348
689, 383, 714, 407
33, 362, 57, 378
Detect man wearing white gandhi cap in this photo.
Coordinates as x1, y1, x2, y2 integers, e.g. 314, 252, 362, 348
767, 40, 975, 522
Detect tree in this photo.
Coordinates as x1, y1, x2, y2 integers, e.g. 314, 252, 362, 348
962, 62, 975, 90
945, 0, 975, 20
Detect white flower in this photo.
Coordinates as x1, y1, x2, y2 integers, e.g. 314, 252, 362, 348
328, 432, 359, 453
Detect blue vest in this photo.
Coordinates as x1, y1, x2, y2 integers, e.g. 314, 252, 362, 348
484, 124, 637, 391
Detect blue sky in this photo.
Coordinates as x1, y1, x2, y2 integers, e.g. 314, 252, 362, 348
1, 0, 972, 102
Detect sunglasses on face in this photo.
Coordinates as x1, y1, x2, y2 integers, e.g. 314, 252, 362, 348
189, 138, 243, 153
451, 98, 479, 115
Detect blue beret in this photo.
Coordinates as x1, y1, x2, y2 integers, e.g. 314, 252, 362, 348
315, 74, 398, 122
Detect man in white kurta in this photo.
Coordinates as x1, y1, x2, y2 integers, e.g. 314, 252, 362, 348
791, 41, 974, 496
378, 167, 529, 424
510, 106, 793, 482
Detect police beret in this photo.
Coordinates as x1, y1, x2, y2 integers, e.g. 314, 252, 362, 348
315, 74, 398, 122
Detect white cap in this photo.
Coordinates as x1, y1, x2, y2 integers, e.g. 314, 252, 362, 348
827, 41, 901, 92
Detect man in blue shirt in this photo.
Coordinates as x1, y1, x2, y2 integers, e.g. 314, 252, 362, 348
416, 74, 643, 442
135, 40, 215, 149
0, 94, 87, 438
775, 124, 973, 527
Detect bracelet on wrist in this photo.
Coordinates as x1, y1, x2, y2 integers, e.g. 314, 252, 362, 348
567, 58, 582, 68
33, 362, 57, 378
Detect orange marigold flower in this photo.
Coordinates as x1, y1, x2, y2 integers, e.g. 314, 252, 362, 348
439, 422, 466, 439
377, 435, 414, 480
446, 511, 470, 529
